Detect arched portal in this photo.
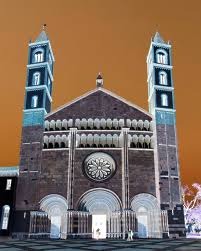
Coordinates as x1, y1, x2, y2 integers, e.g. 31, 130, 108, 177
78, 188, 122, 238
40, 194, 68, 239
131, 193, 162, 238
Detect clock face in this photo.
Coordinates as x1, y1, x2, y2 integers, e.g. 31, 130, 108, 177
84, 153, 116, 182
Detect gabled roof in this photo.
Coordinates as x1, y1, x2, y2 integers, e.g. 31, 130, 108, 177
153, 32, 165, 44
35, 30, 49, 42
46, 87, 152, 118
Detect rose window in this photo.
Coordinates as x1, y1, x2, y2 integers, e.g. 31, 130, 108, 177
84, 153, 116, 182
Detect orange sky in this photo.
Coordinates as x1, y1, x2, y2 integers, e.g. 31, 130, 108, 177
0, 0, 200, 185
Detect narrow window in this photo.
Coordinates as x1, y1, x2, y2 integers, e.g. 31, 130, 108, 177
161, 94, 168, 106
33, 72, 40, 85
48, 78, 51, 88
39, 52, 43, 62
49, 54, 52, 64
159, 71, 167, 85
1, 205, 10, 230
31, 95, 38, 108
6, 179, 12, 190
34, 51, 43, 63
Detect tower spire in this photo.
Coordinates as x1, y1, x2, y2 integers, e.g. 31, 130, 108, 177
153, 31, 165, 44
35, 24, 48, 42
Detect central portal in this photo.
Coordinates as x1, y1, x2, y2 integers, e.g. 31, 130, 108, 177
50, 216, 61, 239
78, 188, 122, 238
92, 215, 107, 239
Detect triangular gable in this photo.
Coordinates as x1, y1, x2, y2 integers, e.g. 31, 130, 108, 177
46, 87, 152, 120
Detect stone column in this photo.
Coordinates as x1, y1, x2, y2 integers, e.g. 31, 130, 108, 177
67, 128, 77, 209
121, 128, 130, 239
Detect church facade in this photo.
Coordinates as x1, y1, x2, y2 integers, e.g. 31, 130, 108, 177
0, 30, 185, 239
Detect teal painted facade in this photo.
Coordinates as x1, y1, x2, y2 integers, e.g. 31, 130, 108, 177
155, 110, 176, 125
23, 109, 46, 127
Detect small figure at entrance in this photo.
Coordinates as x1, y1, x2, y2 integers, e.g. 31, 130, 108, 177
127, 229, 133, 241
92, 215, 106, 239
96, 228, 101, 240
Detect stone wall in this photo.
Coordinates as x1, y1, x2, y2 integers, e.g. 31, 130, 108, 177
128, 150, 156, 200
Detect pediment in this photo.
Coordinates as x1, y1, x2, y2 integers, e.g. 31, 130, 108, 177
46, 88, 152, 121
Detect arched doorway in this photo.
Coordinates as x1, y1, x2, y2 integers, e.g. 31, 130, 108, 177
137, 206, 148, 238
40, 194, 68, 239
78, 188, 122, 238
131, 193, 162, 238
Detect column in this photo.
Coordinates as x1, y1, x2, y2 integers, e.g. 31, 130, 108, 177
121, 128, 130, 239
67, 128, 77, 209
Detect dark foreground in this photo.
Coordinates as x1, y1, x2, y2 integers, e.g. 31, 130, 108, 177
0, 238, 201, 251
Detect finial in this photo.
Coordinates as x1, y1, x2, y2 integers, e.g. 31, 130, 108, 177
153, 30, 165, 44
96, 72, 103, 88
42, 24, 47, 30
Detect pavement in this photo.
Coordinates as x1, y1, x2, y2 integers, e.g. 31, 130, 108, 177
0, 238, 201, 251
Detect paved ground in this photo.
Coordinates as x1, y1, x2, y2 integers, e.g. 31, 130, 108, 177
0, 238, 201, 251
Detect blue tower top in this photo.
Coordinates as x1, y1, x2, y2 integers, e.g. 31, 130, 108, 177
147, 32, 175, 126
35, 30, 49, 42
23, 26, 55, 127
153, 32, 165, 44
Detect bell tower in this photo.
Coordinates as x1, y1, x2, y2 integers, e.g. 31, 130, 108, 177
147, 32, 185, 237
14, 27, 55, 237
23, 26, 54, 126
